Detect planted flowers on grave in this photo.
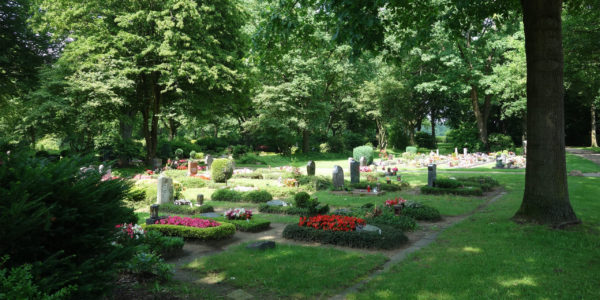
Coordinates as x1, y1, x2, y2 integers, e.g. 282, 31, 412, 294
298, 215, 366, 232
224, 208, 252, 220
156, 216, 220, 228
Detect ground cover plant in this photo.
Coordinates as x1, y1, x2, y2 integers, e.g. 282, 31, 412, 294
184, 243, 388, 298
205, 216, 271, 232
144, 216, 236, 240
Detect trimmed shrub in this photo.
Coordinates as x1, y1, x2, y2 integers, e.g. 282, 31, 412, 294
367, 213, 417, 231
243, 190, 273, 203
125, 186, 146, 202
141, 231, 184, 258
211, 188, 243, 202
211, 158, 234, 183
282, 224, 408, 249
421, 186, 483, 196
144, 223, 236, 240
403, 204, 442, 221
415, 131, 436, 149
351, 181, 406, 191
160, 203, 215, 215
0, 153, 137, 298
353, 145, 374, 164
125, 252, 173, 281
208, 217, 271, 232
405, 146, 417, 153
189, 150, 197, 159
232, 171, 263, 179
434, 178, 463, 189
174, 148, 184, 158
294, 192, 311, 208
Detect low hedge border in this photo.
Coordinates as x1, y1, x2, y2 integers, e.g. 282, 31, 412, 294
421, 186, 483, 196
403, 205, 442, 221
258, 204, 310, 215
211, 189, 273, 203
144, 222, 236, 240
351, 182, 406, 191
207, 217, 271, 232
282, 224, 408, 249
160, 203, 215, 215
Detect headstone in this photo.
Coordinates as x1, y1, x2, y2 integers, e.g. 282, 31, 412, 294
332, 165, 344, 189
436, 149, 439, 156
495, 156, 504, 168
356, 224, 382, 234
307, 160, 316, 176
146, 204, 167, 225
266, 200, 289, 206
188, 160, 198, 175
427, 164, 437, 187
360, 156, 367, 167
197, 194, 204, 205
205, 155, 214, 170
454, 148, 458, 156
246, 241, 276, 250
152, 158, 162, 170
463, 148, 467, 156
350, 159, 360, 184
98, 164, 105, 174
157, 175, 174, 204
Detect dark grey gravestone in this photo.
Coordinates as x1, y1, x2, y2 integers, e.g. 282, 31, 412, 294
427, 164, 437, 187
307, 160, 316, 176
359, 156, 367, 167
246, 241, 276, 250
496, 156, 504, 168
350, 160, 360, 184
332, 165, 344, 190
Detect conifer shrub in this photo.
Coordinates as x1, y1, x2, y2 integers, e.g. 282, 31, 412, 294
353, 145, 374, 164
211, 158, 234, 183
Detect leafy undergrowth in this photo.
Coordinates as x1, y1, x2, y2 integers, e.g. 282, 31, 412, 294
346, 173, 600, 299
184, 243, 387, 298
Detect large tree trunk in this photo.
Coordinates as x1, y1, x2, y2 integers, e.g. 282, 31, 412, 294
470, 86, 491, 150
514, 0, 578, 227
118, 110, 136, 167
431, 108, 437, 148
591, 103, 598, 147
302, 129, 310, 153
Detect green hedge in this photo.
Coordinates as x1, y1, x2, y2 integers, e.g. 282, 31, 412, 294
405, 146, 418, 153
434, 178, 463, 189
159, 203, 215, 215
353, 145, 374, 164
258, 204, 310, 215
351, 182, 405, 191
367, 214, 417, 231
282, 224, 408, 249
421, 186, 483, 196
208, 217, 271, 232
403, 205, 442, 221
144, 223, 236, 240
211, 159, 233, 183
211, 189, 273, 203
141, 230, 184, 258
231, 171, 264, 179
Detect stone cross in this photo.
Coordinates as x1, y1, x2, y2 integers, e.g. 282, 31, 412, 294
427, 164, 437, 187
307, 160, 316, 176
359, 156, 367, 167
332, 165, 344, 190
157, 175, 174, 204
205, 155, 213, 170
350, 159, 360, 184
188, 160, 198, 176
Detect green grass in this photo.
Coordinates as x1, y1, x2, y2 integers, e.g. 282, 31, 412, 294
346, 174, 600, 299
184, 243, 387, 299
566, 153, 600, 173
256, 213, 299, 224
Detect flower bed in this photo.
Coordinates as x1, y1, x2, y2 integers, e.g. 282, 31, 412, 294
283, 223, 408, 249
384, 197, 406, 207
299, 215, 365, 232
207, 216, 271, 232
144, 221, 236, 240
156, 216, 220, 228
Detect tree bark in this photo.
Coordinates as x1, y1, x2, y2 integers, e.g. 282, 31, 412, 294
431, 108, 437, 148
591, 103, 598, 147
118, 110, 136, 167
514, 0, 578, 226
470, 86, 491, 150
302, 129, 310, 153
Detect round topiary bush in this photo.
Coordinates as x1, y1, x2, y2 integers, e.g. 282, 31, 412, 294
353, 145, 374, 164
174, 148, 184, 158
189, 150, 197, 159
211, 158, 234, 183
243, 190, 273, 203
294, 192, 311, 208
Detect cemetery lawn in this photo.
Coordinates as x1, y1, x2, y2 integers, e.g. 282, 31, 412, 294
565, 153, 600, 173
184, 243, 387, 299
346, 172, 600, 299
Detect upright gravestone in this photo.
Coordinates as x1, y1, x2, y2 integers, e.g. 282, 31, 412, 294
188, 160, 198, 176
496, 156, 504, 168
523, 140, 527, 156
350, 159, 360, 184
152, 158, 162, 170
454, 148, 458, 156
332, 165, 344, 190
463, 148, 468, 156
157, 175, 174, 204
205, 155, 214, 170
427, 164, 437, 187
359, 156, 367, 167
307, 160, 316, 176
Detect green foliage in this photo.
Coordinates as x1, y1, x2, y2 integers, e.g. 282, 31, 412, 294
405, 146, 418, 154
434, 178, 463, 189
421, 186, 483, 196
351, 181, 407, 191
244, 190, 273, 203
211, 188, 243, 202
159, 203, 215, 215
367, 213, 417, 231
125, 186, 146, 202
236, 153, 266, 165
456, 176, 500, 192
258, 204, 309, 216
282, 224, 408, 249
447, 125, 483, 151
174, 148, 184, 158
0, 153, 136, 298
353, 145, 374, 164
208, 217, 271, 232
294, 192, 311, 208
140, 231, 184, 259
211, 158, 234, 183
232, 171, 264, 179
189, 150, 197, 159
388, 125, 410, 151
0, 257, 74, 300
196, 137, 228, 153
402, 203, 442, 221
415, 131, 436, 149
488, 133, 515, 151
232, 145, 252, 158
144, 222, 236, 240
125, 252, 173, 282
